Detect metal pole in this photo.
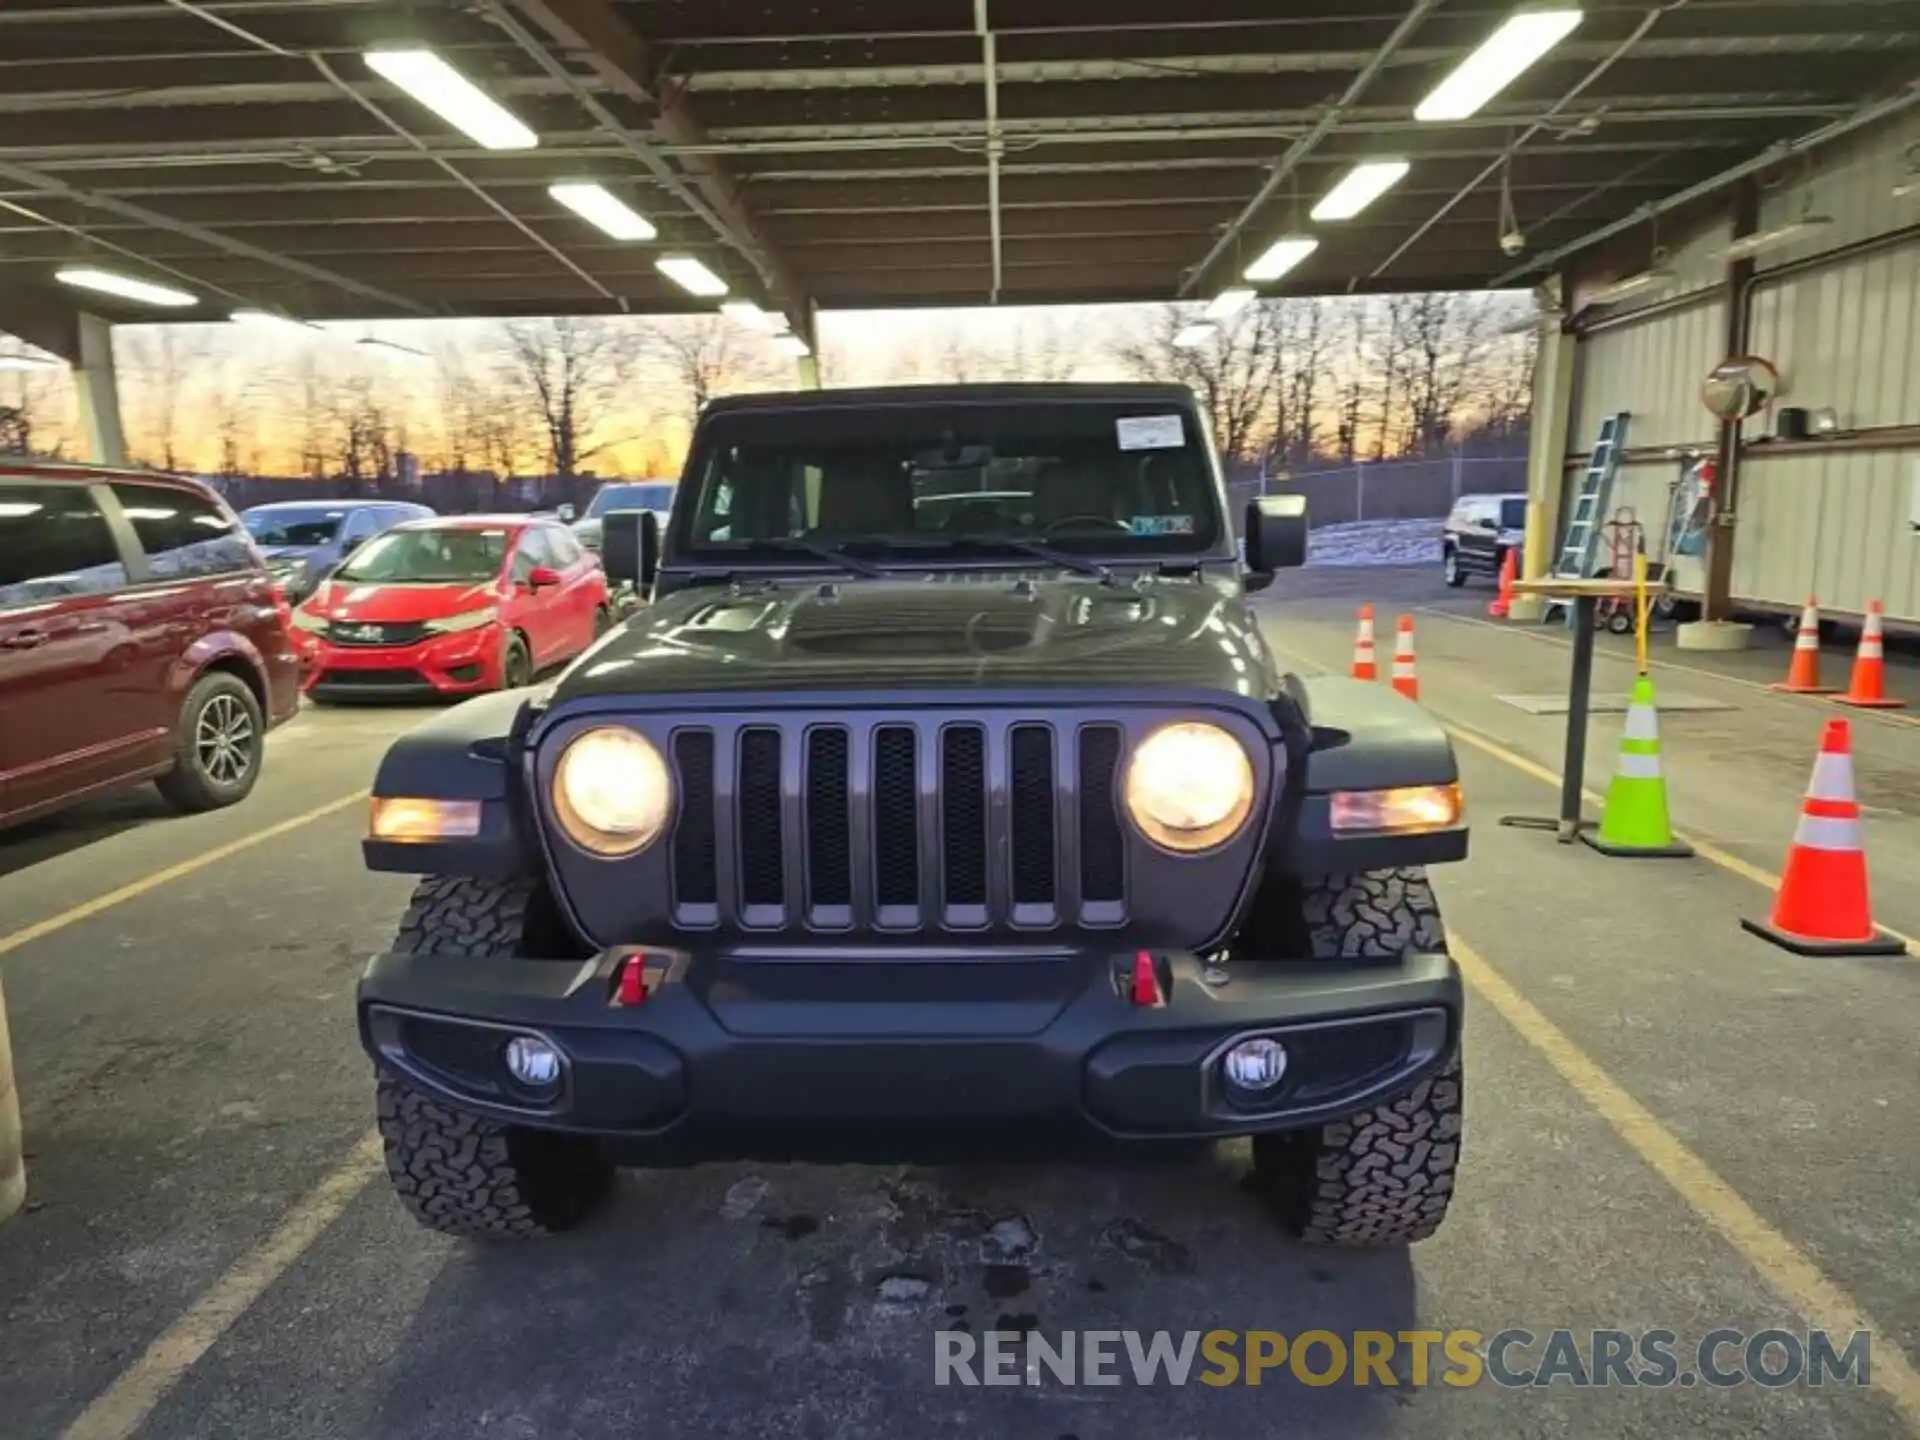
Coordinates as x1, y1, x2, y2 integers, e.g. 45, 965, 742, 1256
1356, 460, 1367, 523
0, 970, 24, 1223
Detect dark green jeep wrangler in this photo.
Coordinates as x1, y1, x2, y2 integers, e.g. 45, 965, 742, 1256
357, 384, 1467, 1245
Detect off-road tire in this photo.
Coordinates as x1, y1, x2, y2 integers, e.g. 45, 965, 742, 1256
155, 671, 264, 813
374, 876, 612, 1239
1252, 867, 1463, 1246
1442, 545, 1466, 587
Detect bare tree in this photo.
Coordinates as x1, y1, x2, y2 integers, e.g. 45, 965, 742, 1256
505, 318, 640, 477
1113, 303, 1283, 463
648, 315, 777, 424
120, 328, 209, 470
0, 356, 75, 458
205, 356, 262, 477
1004, 313, 1076, 382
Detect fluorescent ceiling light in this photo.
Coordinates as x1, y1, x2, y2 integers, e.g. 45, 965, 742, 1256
655, 254, 728, 297
721, 300, 777, 330
1716, 214, 1833, 262
0, 352, 60, 371
1172, 322, 1218, 349
548, 183, 656, 240
1311, 161, 1411, 221
55, 266, 196, 307
1415, 7, 1584, 123
770, 333, 811, 358
1589, 267, 1673, 305
364, 49, 537, 151
1242, 236, 1319, 283
1204, 287, 1257, 321
231, 308, 322, 333
358, 336, 430, 360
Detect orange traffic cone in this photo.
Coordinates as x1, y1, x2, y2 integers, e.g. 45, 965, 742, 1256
1487, 549, 1517, 619
1835, 600, 1905, 709
1391, 615, 1420, 701
1741, 719, 1904, 956
1771, 596, 1836, 694
1351, 605, 1378, 681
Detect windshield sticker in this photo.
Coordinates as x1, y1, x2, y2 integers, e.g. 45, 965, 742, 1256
1116, 414, 1186, 451
1129, 514, 1194, 537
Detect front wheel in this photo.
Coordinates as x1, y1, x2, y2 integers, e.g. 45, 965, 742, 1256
1249, 868, 1462, 1245
375, 877, 612, 1239
155, 671, 264, 813
501, 633, 533, 689
1442, 546, 1466, 587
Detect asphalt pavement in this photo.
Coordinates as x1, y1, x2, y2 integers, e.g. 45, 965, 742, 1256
2, 568, 1918, 1440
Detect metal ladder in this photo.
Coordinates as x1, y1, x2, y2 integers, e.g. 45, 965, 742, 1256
1546, 412, 1629, 623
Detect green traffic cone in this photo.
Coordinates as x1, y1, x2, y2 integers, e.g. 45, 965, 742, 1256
1582, 673, 1694, 858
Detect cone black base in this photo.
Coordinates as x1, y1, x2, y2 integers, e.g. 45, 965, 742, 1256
1739, 917, 1907, 957
1580, 830, 1694, 859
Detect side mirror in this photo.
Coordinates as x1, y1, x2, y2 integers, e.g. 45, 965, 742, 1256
557, 503, 577, 524
600, 509, 659, 590
526, 565, 562, 589
1243, 494, 1308, 584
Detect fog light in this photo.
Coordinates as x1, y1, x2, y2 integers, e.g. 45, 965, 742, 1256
503, 1034, 563, 1095
1221, 1037, 1288, 1102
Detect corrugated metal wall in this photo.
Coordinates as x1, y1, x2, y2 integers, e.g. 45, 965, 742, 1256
1561, 109, 1920, 618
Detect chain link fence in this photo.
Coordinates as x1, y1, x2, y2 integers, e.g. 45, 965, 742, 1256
1228, 455, 1527, 530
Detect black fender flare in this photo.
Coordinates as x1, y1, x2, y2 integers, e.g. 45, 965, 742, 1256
363, 690, 538, 878
1276, 674, 1469, 876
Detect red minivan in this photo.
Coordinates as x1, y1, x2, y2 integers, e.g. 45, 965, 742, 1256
0, 460, 302, 832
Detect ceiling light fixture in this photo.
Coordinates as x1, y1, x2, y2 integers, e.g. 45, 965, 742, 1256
721, 300, 777, 330
1415, 6, 1584, 123
1172, 322, 1218, 349
55, 266, 197, 307
1588, 266, 1673, 305
1311, 161, 1411, 222
548, 183, 656, 240
770, 333, 811, 358
0, 352, 61, 372
364, 49, 537, 151
1715, 213, 1834, 262
1204, 287, 1257, 321
1242, 236, 1319, 283
655, 254, 728, 297
231, 308, 323, 333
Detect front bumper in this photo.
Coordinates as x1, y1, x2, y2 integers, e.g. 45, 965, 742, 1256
358, 946, 1460, 1151
299, 626, 503, 700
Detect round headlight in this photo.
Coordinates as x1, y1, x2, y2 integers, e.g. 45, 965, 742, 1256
552, 726, 672, 857
1124, 721, 1255, 852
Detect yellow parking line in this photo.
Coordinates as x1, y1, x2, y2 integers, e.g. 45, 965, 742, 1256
1453, 932, 1920, 1435
0, 791, 368, 961
60, 1131, 384, 1440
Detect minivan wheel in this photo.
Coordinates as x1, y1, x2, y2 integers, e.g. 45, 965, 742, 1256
1442, 546, 1465, 587
155, 672, 265, 813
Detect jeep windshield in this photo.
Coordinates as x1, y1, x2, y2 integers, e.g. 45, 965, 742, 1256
332, 527, 508, 584
674, 399, 1224, 568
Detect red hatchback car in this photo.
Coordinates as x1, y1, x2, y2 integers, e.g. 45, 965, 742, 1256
0, 460, 301, 831
292, 514, 610, 702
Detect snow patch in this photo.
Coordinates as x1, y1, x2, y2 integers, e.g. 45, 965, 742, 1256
1307, 518, 1443, 568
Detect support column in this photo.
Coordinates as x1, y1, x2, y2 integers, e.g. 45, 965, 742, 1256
1703, 178, 1759, 624
72, 311, 127, 465
0, 970, 23, 1223
1510, 276, 1576, 623
794, 355, 821, 391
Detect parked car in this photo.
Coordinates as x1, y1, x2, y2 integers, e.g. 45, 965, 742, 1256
0, 460, 301, 831
352, 383, 1467, 1248
240, 499, 435, 603
1441, 492, 1526, 587
291, 514, 610, 703
571, 480, 675, 554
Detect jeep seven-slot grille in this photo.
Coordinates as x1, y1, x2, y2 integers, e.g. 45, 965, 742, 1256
668, 718, 1129, 933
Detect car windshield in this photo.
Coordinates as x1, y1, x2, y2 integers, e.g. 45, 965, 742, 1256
332, 527, 508, 584
1500, 499, 1527, 529
242, 506, 345, 547
676, 400, 1223, 564
586, 482, 675, 518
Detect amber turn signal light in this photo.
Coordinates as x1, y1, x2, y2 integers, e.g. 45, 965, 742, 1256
369, 796, 483, 842
1328, 783, 1463, 835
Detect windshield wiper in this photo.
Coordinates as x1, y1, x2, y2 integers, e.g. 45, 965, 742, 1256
740, 537, 886, 578
880, 534, 1115, 582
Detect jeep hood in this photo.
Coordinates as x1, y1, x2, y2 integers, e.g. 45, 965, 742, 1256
552, 574, 1276, 700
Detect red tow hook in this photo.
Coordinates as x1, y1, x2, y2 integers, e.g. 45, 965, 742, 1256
1128, 950, 1163, 1008
615, 954, 649, 1007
